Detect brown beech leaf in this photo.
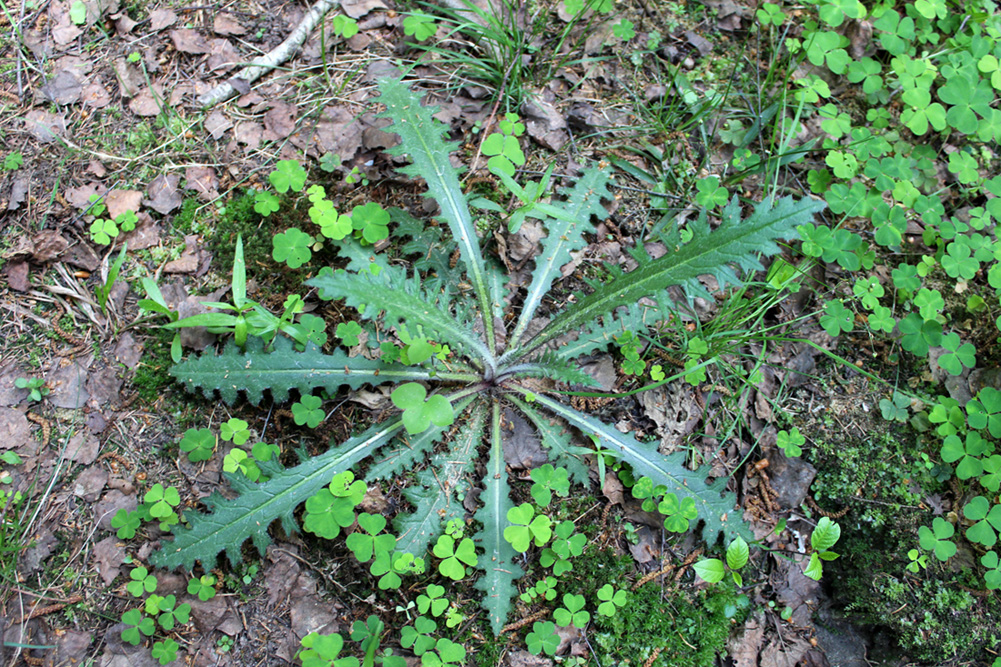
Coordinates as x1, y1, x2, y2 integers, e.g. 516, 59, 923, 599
149, 8, 177, 30
128, 85, 165, 116
24, 111, 68, 143
185, 166, 219, 201
170, 28, 211, 54
81, 82, 112, 108
105, 189, 143, 220
263, 101, 297, 140
40, 70, 82, 105
146, 174, 182, 214
213, 13, 246, 35
204, 110, 233, 139
207, 38, 242, 73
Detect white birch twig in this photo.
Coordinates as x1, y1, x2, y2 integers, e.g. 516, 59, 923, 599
197, 0, 341, 108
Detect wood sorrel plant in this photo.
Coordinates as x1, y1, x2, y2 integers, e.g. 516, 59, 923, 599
151, 77, 824, 632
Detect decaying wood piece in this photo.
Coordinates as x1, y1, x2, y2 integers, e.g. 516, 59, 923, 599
197, 0, 341, 108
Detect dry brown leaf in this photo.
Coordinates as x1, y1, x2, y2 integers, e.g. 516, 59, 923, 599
41, 70, 82, 105
47, 359, 90, 410
213, 13, 246, 35
123, 212, 161, 250
30, 230, 70, 262
113, 59, 144, 98
233, 121, 263, 149
8, 175, 28, 212
81, 81, 112, 108
114, 12, 138, 34
340, 0, 388, 19
204, 110, 233, 139
207, 38, 242, 73
129, 85, 165, 116
51, 20, 84, 46
314, 106, 364, 162
149, 8, 178, 31
170, 28, 211, 54
64, 182, 107, 209
24, 110, 68, 143
263, 101, 297, 140
146, 174, 182, 214
105, 189, 142, 220
185, 166, 219, 201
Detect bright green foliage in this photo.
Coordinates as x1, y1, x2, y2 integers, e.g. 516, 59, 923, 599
350, 202, 390, 244
964, 496, 1001, 548
525, 621, 560, 656
3, 152, 23, 171
982, 551, 1001, 589
897, 314, 941, 356
776, 427, 805, 457
906, 548, 928, 573
269, 159, 307, 194
804, 517, 841, 581
300, 632, 359, 667
153, 78, 820, 635
540, 520, 585, 575
120, 609, 155, 645
820, 300, 853, 337
504, 503, 553, 551
14, 377, 49, 402
401, 616, 437, 656
331, 14, 358, 37
481, 113, 525, 178
346, 513, 396, 563
273, 228, 313, 269
919, 517, 957, 561
941, 432, 990, 479
596, 584, 628, 617
417, 584, 448, 617
127, 566, 157, 597
521, 575, 558, 603
111, 509, 142, 539
187, 575, 217, 601
335, 321, 363, 346
144, 484, 180, 519
254, 190, 280, 216
879, 391, 909, 423
432, 534, 478, 580
529, 464, 570, 507
659, 493, 698, 533
391, 383, 455, 435
292, 394, 325, 428
612, 19, 635, 41
694, 176, 728, 208
220, 418, 250, 445
147, 594, 191, 630
938, 333, 976, 376
756, 2, 784, 26
554, 593, 590, 628
422, 638, 466, 666
402, 14, 436, 41
179, 427, 215, 462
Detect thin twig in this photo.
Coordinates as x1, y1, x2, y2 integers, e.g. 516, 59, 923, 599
197, 0, 341, 108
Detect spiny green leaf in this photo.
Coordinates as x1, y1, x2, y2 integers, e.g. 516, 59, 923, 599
170, 337, 448, 405
151, 419, 404, 570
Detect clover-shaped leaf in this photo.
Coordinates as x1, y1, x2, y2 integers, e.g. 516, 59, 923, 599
292, 394, 325, 428
918, 517, 957, 561
432, 534, 478, 580
350, 202, 390, 244
152, 639, 179, 665
402, 14, 436, 41
658, 493, 698, 533
964, 496, 1001, 548
391, 383, 454, 435
596, 583, 628, 616
401, 616, 437, 656
121, 609, 155, 645
346, 512, 395, 563
336, 321, 363, 346
695, 176, 728, 208
525, 621, 560, 656
273, 228, 313, 269
553, 593, 590, 628
127, 566, 158, 597
504, 503, 552, 552
897, 313, 942, 357
220, 418, 250, 445
981, 551, 1001, 590
111, 508, 142, 539
529, 464, 570, 507
777, 427, 805, 456
144, 483, 180, 519
820, 299, 854, 337
179, 427, 215, 462
269, 159, 307, 193
417, 584, 449, 617
941, 432, 990, 480
187, 574, 217, 601
254, 190, 281, 216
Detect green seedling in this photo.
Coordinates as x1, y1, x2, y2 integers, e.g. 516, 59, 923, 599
804, 517, 841, 581
402, 13, 436, 41
120, 609, 155, 645
179, 427, 215, 462
529, 464, 570, 507
15, 377, 49, 402
964, 496, 1001, 548
187, 574, 217, 601
391, 383, 454, 435
269, 159, 307, 194
776, 428, 805, 457
481, 113, 526, 178
272, 228, 314, 269
126, 566, 157, 597
540, 520, 585, 575
417, 584, 448, 617
401, 616, 437, 656
553, 593, 590, 628
346, 513, 395, 563
304, 470, 365, 539
145, 593, 190, 630
504, 503, 552, 552
432, 533, 478, 580
111, 509, 142, 539
299, 632, 358, 667
596, 584, 628, 617
525, 621, 560, 656
220, 418, 250, 445
3, 152, 23, 171
695, 536, 750, 586
292, 395, 325, 428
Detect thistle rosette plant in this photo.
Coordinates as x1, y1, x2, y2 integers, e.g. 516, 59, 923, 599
151, 77, 824, 633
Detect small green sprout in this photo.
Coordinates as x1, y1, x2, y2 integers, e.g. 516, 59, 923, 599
529, 464, 570, 507
292, 394, 325, 428
525, 621, 560, 656
120, 609, 155, 645
776, 427, 805, 457
595, 584, 628, 617
126, 566, 158, 597
504, 503, 552, 552
15, 377, 49, 402
111, 509, 142, 539
220, 418, 250, 445
178, 427, 215, 463
432, 534, 478, 580
187, 574, 217, 601
391, 383, 455, 435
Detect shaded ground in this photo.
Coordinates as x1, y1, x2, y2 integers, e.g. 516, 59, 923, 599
0, 0, 982, 665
